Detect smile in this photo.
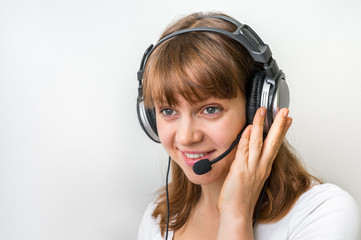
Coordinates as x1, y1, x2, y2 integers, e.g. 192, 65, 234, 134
181, 150, 215, 167
184, 153, 207, 159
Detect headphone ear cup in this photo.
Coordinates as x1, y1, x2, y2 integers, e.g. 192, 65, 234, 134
136, 100, 160, 143
145, 108, 158, 136
246, 71, 266, 125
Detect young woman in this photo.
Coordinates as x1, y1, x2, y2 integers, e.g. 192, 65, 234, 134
136, 12, 360, 240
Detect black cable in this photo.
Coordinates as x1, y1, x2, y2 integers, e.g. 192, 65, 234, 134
165, 156, 171, 240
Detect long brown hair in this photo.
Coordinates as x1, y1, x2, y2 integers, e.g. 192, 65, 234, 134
142, 12, 319, 236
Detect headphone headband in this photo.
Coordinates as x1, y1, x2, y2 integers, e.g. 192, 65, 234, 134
138, 15, 278, 86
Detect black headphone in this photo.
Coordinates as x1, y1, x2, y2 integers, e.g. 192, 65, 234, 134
137, 15, 290, 143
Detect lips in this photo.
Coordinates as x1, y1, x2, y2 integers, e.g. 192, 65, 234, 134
181, 150, 215, 167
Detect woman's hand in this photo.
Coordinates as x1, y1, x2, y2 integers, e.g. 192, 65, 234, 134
217, 107, 292, 239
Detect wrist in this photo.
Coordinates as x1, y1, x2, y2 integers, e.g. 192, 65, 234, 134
218, 204, 253, 221
219, 212, 252, 226
218, 214, 254, 240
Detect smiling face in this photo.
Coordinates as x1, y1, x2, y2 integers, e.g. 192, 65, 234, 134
142, 14, 261, 185
155, 94, 246, 185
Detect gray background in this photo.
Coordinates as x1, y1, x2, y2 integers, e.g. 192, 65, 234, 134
1, 0, 360, 239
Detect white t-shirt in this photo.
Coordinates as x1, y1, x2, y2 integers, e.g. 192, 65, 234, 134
137, 184, 360, 240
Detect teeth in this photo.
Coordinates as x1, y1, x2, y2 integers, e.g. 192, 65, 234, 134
185, 153, 206, 159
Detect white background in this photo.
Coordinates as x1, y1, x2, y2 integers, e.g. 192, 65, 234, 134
1, 0, 360, 239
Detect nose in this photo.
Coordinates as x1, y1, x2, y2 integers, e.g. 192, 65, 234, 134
175, 116, 203, 146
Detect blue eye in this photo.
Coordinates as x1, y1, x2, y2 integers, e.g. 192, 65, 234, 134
203, 107, 221, 114
161, 108, 176, 116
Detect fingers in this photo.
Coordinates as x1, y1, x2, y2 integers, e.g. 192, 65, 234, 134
248, 108, 266, 170
233, 107, 292, 176
232, 125, 252, 171
260, 108, 292, 170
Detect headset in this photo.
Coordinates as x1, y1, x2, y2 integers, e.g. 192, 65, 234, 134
137, 15, 290, 143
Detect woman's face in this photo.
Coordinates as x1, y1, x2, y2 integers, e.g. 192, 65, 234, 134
155, 94, 247, 185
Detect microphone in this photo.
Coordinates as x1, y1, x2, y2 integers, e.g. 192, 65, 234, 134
192, 129, 244, 175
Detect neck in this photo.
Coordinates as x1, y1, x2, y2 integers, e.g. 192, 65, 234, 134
199, 176, 226, 210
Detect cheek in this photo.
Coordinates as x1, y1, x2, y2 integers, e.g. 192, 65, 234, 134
156, 118, 173, 149
210, 116, 246, 143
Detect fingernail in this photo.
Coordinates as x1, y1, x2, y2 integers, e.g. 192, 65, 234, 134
283, 109, 289, 118
260, 108, 266, 117
286, 117, 293, 127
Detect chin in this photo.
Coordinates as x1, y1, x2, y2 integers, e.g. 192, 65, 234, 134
172, 154, 234, 185
183, 167, 226, 185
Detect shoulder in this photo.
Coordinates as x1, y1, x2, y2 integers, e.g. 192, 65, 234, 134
292, 183, 359, 220
137, 202, 164, 240
255, 183, 360, 240
288, 183, 360, 239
